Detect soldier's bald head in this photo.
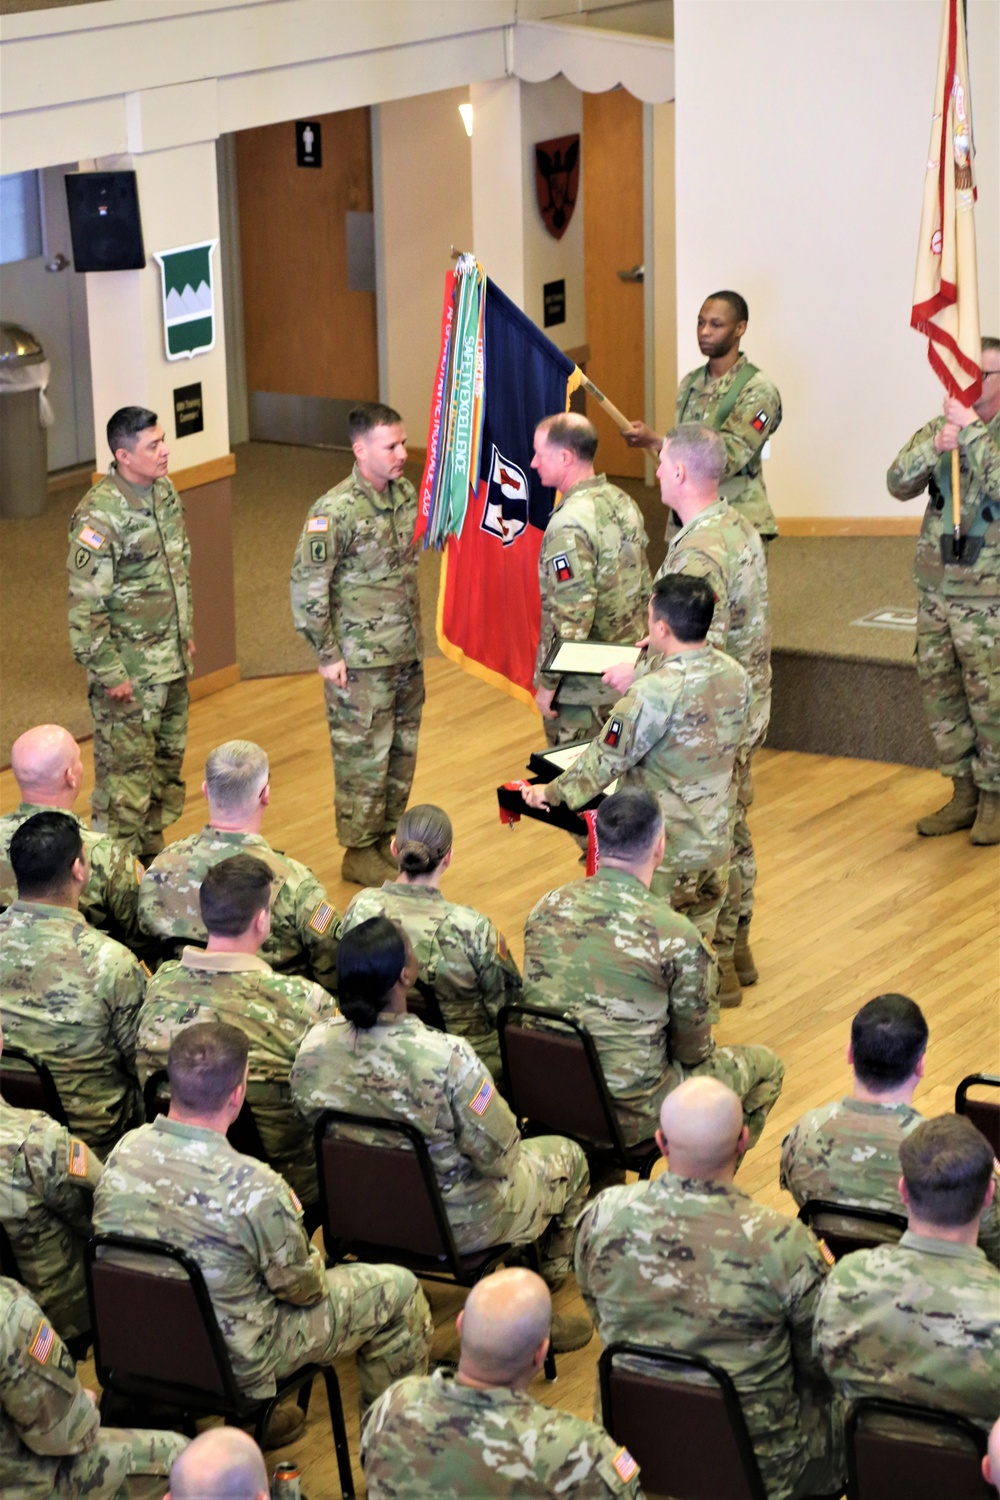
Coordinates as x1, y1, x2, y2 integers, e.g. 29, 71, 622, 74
458, 1268, 551, 1386
659, 1077, 745, 1178
10, 725, 82, 800
166, 1427, 267, 1500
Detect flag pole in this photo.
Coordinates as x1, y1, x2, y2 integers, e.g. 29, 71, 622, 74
573, 370, 632, 434
951, 449, 962, 546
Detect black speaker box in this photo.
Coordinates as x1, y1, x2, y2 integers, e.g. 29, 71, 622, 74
65, 171, 145, 272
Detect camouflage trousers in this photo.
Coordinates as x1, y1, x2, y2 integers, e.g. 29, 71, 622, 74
715, 750, 760, 961
684, 1043, 785, 1148
6, 1226, 90, 1340
52, 1426, 188, 1499
457, 1136, 590, 1286
89, 676, 188, 859
251, 1095, 319, 1207
325, 662, 425, 848
650, 861, 728, 943
916, 587, 1000, 790
270, 1262, 431, 1412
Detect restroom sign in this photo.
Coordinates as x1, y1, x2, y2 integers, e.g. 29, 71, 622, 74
296, 121, 322, 168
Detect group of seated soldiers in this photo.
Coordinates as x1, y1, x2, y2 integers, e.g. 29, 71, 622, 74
0, 722, 997, 1499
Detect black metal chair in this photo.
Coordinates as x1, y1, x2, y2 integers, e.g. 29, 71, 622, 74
797, 1199, 908, 1260
86, 1232, 354, 1497
0, 1045, 70, 1125
955, 1073, 1000, 1155
408, 978, 446, 1032
497, 1002, 661, 1178
0, 1221, 21, 1278
143, 1069, 269, 1161
598, 1341, 768, 1499
845, 1395, 990, 1499
314, 1108, 556, 1380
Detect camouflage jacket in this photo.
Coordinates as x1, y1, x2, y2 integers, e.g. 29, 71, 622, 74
814, 1231, 1000, 1431
292, 1012, 522, 1247
545, 646, 752, 873
523, 867, 718, 1144
67, 465, 192, 688
342, 882, 521, 1079
0, 1101, 101, 1340
361, 1367, 644, 1499
575, 1172, 834, 1500
535, 474, 651, 705
0, 802, 143, 948
135, 949, 335, 1201
290, 464, 422, 668
138, 827, 340, 992
0, 901, 145, 1156
780, 1096, 1000, 1268
94, 1116, 326, 1398
675, 355, 782, 537
651, 499, 771, 743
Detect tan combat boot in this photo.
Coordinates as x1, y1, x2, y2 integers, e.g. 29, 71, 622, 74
915, 775, 978, 836
718, 956, 743, 1008
341, 845, 393, 887
971, 791, 1000, 846
734, 918, 758, 986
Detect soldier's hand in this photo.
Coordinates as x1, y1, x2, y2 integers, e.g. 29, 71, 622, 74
603, 662, 636, 694
319, 659, 348, 688
535, 686, 559, 720
105, 679, 134, 702
943, 395, 978, 429
622, 420, 662, 451
522, 783, 552, 811
187, 638, 197, 659
933, 422, 962, 453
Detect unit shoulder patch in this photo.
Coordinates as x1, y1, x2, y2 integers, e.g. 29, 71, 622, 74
751, 409, 770, 433
309, 538, 328, 563
603, 717, 624, 748
551, 552, 574, 583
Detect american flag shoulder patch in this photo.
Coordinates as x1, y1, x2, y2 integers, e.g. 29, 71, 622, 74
28, 1319, 56, 1365
289, 1188, 303, 1214
496, 930, 509, 961
613, 1447, 638, 1483
77, 524, 107, 550
604, 717, 624, 748
68, 1139, 89, 1178
307, 514, 330, 533
817, 1237, 836, 1267
309, 901, 335, 935
469, 1078, 494, 1115
134, 858, 145, 885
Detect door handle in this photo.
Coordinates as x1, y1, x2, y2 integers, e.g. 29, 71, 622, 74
45, 253, 70, 273
616, 263, 644, 282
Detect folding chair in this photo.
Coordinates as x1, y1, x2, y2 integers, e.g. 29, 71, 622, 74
143, 1069, 269, 1161
797, 1199, 907, 1260
0, 1045, 70, 1125
955, 1073, 1000, 1155
845, 1395, 990, 1499
408, 978, 446, 1031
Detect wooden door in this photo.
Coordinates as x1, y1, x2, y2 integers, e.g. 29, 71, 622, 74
582, 88, 645, 478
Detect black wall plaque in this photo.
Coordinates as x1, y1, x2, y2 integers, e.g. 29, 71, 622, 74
296, 121, 322, 168
543, 278, 566, 328
173, 382, 203, 439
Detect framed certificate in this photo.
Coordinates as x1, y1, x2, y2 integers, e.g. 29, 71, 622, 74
541, 639, 643, 676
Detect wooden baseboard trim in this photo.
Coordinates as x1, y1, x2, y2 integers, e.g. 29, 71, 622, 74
189, 663, 241, 701
48, 464, 95, 494
90, 453, 237, 493
778, 517, 922, 537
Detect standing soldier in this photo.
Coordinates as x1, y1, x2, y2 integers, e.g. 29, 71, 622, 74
290, 402, 423, 887
67, 407, 194, 861
886, 337, 1000, 844
530, 413, 650, 746
624, 290, 782, 542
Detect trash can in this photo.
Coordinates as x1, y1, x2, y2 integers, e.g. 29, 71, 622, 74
0, 323, 52, 519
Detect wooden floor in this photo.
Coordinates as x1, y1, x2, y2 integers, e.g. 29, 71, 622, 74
2, 657, 998, 1496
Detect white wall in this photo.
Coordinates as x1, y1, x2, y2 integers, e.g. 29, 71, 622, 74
674, 0, 999, 522
520, 76, 586, 350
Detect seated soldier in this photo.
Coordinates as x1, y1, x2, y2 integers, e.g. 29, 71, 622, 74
138, 740, 340, 990
0, 812, 144, 1155
166, 1428, 267, 1500
94, 1021, 431, 1441
0, 1274, 186, 1497
0, 723, 143, 948
985, 1417, 1000, 1496
781, 991, 999, 1264
136, 854, 335, 1210
362, 1267, 643, 1499
0, 1020, 102, 1342
576, 1077, 843, 1500
815, 1114, 999, 1432
523, 789, 783, 1149
292, 918, 593, 1352
341, 803, 520, 1080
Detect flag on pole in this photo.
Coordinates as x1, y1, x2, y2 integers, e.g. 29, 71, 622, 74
419, 271, 580, 706
910, 0, 981, 403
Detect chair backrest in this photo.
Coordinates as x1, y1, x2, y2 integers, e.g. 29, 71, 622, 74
408, 979, 445, 1032
845, 1396, 990, 1500
0, 1046, 70, 1125
497, 1002, 625, 1156
955, 1073, 1000, 1155
143, 1069, 268, 1162
797, 1199, 908, 1260
314, 1109, 459, 1267
86, 1232, 240, 1407
599, 1342, 767, 1500
0, 1221, 22, 1279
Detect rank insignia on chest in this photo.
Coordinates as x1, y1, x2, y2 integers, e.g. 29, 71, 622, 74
469, 1078, 495, 1115
68, 1139, 89, 1178
309, 538, 328, 563
307, 515, 330, 533
309, 901, 336, 935
28, 1319, 56, 1365
551, 552, 574, 582
613, 1447, 638, 1482
751, 409, 769, 432
604, 717, 624, 748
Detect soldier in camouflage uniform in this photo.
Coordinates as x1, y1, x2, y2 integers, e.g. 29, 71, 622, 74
523, 575, 752, 940
0, 1276, 186, 1498
814, 1114, 999, 1433
94, 1023, 432, 1411
781, 992, 1000, 1267
625, 291, 782, 540
0, 813, 144, 1156
136, 854, 335, 1207
530, 413, 651, 748
576, 1078, 843, 1500
138, 740, 339, 991
361, 1268, 643, 1499
0, 725, 143, 950
342, 804, 520, 1080
292, 919, 592, 1343
290, 402, 423, 888
67, 407, 194, 861
886, 337, 1000, 844
523, 790, 782, 1149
